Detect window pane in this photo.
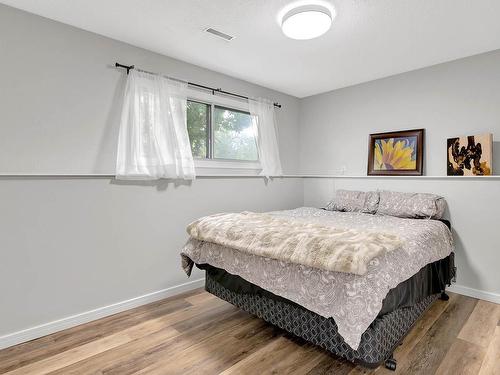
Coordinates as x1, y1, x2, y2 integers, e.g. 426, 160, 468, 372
187, 101, 209, 158
213, 106, 258, 161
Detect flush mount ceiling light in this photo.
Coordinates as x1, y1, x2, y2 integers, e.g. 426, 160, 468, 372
280, 3, 334, 40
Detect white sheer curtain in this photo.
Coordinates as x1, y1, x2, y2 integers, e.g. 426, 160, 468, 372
116, 70, 195, 180
249, 98, 283, 177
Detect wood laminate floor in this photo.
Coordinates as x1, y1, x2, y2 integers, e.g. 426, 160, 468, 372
0, 290, 499, 375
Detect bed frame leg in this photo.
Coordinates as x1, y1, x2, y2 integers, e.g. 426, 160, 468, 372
385, 356, 397, 371
440, 291, 450, 301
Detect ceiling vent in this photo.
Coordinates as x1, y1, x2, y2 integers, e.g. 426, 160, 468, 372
205, 28, 234, 41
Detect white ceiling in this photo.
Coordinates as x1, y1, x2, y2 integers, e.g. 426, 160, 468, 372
3, 0, 500, 98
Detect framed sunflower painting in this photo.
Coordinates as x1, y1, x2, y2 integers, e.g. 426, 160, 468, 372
367, 129, 424, 176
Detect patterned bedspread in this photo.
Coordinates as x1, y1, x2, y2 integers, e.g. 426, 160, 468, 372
180, 207, 453, 350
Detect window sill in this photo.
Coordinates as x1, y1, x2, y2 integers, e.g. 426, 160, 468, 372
194, 159, 262, 175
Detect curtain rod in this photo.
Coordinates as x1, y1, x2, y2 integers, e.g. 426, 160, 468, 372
0, 174, 298, 178
115, 63, 282, 109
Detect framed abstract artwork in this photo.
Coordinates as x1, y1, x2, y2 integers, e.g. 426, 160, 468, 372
367, 129, 424, 176
447, 133, 492, 176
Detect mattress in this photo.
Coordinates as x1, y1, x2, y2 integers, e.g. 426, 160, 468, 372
198, 252, 454, 317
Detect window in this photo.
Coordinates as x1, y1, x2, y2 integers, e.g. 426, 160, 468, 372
186, 100, 209, 159
187, 100, 258, 162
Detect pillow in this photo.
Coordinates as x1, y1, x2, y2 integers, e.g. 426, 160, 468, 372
325, 190, 379, 214
377, 190, 446, 219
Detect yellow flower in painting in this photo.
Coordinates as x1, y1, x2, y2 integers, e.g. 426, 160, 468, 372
374, 139, 416, 170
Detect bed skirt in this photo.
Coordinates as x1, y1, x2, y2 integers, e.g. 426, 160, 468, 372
205, 271, 439, 368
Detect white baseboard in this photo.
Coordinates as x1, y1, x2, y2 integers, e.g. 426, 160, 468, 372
448, 284, 500, 304
0, 277, 204, 350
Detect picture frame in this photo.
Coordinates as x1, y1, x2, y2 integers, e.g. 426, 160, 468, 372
367, 129, 424, 176
447, 133, 493, 176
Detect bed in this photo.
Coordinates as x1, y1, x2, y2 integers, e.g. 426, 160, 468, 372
181, 205, 455, 371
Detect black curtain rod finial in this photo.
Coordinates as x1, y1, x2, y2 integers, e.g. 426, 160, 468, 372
115, 62, 134, 75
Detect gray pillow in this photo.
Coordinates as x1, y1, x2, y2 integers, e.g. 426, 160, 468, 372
377, 191, 446, 219
325, 190, 379, 214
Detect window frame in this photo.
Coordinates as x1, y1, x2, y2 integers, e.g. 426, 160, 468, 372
186, 92, 261, 173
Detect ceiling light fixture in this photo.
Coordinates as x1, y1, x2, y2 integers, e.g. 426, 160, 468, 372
280, 2, 334, 40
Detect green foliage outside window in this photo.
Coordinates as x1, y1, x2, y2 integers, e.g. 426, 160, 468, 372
213, 106, 258, 161
186, 101, 208, 158
186, 100, 258, 161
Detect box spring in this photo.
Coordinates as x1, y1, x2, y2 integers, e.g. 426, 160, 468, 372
205, 271, 441, 368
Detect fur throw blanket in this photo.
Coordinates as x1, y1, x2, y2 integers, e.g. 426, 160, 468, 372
186, 212, 403, 275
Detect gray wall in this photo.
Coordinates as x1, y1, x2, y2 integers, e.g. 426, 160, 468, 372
0, 4, 301, 174
300, 51, 500, 299
0, 177, 303, 337
0, 4, 303, 339
299, 50, 500, 176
